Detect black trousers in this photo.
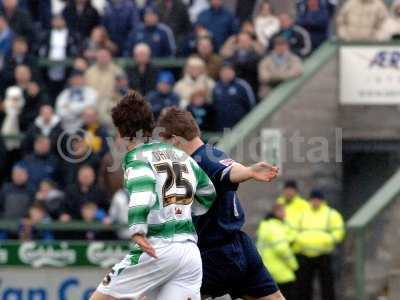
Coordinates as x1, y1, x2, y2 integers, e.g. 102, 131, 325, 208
296, 254, 336, 300
279, 282, 297, 300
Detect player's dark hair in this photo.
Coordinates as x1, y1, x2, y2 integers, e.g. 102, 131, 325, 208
157, 107, 200, 141
111, 90, 155, 140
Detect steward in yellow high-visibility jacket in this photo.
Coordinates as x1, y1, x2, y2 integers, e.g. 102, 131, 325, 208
276, 180, 310, 231
294, 189, 345, 300
257, 204, 298, 300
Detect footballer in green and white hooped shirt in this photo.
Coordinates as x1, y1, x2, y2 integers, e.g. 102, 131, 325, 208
92, 91, 216, 300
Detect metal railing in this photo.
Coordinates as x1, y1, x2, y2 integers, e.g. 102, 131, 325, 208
37, 57, 186, 69
347, 169, 400, 300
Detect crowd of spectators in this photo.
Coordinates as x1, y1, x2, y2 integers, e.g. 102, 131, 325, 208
0, 0, 339, 240
336, 0, 399, 41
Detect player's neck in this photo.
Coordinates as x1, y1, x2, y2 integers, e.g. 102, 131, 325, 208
127, 137, 152, 151
184, 137, 204, 156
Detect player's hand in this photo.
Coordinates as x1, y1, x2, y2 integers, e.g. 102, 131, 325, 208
133, 234, 158, 259
249, 162, 279, 182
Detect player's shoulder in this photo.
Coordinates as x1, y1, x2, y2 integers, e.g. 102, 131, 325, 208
123, 141, 166, 168
192, 144, 234, 169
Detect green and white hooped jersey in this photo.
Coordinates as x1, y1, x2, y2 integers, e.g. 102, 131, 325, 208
122, 141, 216, 246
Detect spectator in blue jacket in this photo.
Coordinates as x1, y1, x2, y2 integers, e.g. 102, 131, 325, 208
197, 0, 239, 50
273, 13, 312, 58
147, 71, 180, 119
102, 0, 140, 55
296, 0, 330, 51
124, 6, 176, 57
20, 136, 60, 190
212, 62, 256, 131
0, 14, 13, 63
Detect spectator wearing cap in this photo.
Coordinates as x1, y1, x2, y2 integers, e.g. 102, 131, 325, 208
293, 189, 345, 300
0, 13, 14, 64
253, 0, 280, 48
127, 43, 159, 96
337, 0, 388, 41
276, 180, 309, 231
147, 71, 180, 119
221, 30, 263, 95
258, 37, 303, 98
296, 0, 330, 51
155, 0, 191, 49
124, 6, 176, 58
0, 164, 34, 220
21, 105, 62, 156
102, 0, 139, 55
84, 48, 125, 126
20, 135, 61, 190
197, 0, 239, 50
55, 69, 97, 134
38, 15, 79, 101
62, 0, 100, 46
0, 0, 34, 44
212, 62, 256, 131
174, 56, 215, 108
272, 13, 312, 58
196, 37, 223, 80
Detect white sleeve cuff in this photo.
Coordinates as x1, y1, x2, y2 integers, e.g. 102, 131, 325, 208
128, 224, 148, 237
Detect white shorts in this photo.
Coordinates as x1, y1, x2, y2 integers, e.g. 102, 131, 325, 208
96, 241, 202, 300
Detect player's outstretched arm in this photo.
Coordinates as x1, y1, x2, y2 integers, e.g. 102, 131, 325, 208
229, 162, 279, 184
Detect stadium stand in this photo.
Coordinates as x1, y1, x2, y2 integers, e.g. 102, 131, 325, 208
0, 0, 316, 235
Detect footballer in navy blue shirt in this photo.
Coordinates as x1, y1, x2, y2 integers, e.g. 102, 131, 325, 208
158, 107, 285, 300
